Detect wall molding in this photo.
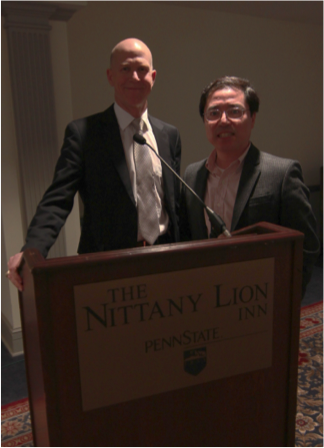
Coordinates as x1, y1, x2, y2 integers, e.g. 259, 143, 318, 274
1, 313, 24, 356
1, 1, 86, 23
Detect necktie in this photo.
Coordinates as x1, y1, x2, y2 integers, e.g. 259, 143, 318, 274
132, 118, 160, 245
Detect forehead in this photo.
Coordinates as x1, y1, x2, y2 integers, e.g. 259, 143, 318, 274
207, 87, 245, 106
112, 50, 151, 67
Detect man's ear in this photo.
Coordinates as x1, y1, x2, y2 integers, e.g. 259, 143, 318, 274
107, 68, 114, 86
151, 69, 157, 85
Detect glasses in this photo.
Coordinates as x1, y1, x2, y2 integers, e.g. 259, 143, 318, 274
205, 106, 246, 122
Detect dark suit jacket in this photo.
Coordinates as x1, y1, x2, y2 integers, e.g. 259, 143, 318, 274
22, 105, 181, 257
179, 143, 320, 294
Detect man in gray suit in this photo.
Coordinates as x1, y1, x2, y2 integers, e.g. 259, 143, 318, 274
179, 76, 319, 296
7, 38, 181, 291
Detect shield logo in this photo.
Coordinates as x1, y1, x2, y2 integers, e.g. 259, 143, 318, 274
184, 347, 207, 376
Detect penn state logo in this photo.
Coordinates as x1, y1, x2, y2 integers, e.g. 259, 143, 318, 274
184, 347, 206, 376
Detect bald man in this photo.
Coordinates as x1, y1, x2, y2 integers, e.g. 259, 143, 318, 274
7, 38, 182, 291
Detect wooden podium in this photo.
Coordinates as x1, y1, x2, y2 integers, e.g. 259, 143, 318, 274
19, 222, 303, 447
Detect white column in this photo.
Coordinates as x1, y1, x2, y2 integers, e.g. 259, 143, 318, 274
1, 1, 85, 354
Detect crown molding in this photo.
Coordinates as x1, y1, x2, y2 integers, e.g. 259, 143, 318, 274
1, 1, 86, 26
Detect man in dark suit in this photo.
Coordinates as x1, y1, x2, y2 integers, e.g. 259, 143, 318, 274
7, 38, 181, 291
179, 76, 319, 296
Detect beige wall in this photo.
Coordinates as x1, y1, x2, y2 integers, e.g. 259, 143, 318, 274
66, 1, 322, 184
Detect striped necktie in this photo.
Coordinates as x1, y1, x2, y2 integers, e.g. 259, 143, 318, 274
132, 118, 160, 245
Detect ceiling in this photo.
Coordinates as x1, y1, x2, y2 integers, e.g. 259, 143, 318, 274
161, 1, 323, 26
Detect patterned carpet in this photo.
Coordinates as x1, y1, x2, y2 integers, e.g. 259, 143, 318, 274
1, 302, 323, 447
295, 301, 323, 447
1, 398, 32, 447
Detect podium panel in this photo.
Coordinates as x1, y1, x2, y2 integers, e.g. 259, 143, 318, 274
19, 222, 303, 446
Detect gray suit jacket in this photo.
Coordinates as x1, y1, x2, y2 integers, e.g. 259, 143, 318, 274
179, 143, 320, 294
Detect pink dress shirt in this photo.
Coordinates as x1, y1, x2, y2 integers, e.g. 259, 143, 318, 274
204, 145, 250, 235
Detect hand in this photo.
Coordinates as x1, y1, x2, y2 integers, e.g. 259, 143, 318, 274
7, 252, 24, 292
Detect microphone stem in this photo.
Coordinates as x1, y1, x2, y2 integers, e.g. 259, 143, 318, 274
149, 148, 202, 205
144, 143, 231, 238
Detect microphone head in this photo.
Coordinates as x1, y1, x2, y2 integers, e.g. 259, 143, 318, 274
133, 133, 146, 145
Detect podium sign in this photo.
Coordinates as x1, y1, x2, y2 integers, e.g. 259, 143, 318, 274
19, 222, 302, 447
75, 259, 274, 411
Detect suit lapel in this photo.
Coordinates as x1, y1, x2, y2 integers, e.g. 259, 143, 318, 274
231, 144, 261, 231
195, 161, 209, 202
100, 106, 136, 206
193, 161, 209, 238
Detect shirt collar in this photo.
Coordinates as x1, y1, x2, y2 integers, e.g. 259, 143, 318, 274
206, 143, 251, 174
114, 103, 149, 131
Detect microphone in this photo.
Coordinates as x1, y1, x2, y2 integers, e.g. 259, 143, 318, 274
133, 133, 231, 238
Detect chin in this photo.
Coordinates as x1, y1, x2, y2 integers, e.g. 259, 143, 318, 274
126, 95, 148, 106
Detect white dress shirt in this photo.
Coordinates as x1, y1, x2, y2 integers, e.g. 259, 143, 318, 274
114, 103, 169, 240
204, 145, 250, 235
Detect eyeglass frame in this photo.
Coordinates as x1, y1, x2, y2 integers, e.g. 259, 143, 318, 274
204, 105, 248, 122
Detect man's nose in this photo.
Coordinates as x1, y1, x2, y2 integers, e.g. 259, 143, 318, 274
131, 70, 140, 81
219, 111, 230, 123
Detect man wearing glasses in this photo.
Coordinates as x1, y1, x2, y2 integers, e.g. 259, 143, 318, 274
179, 76, 319, 296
